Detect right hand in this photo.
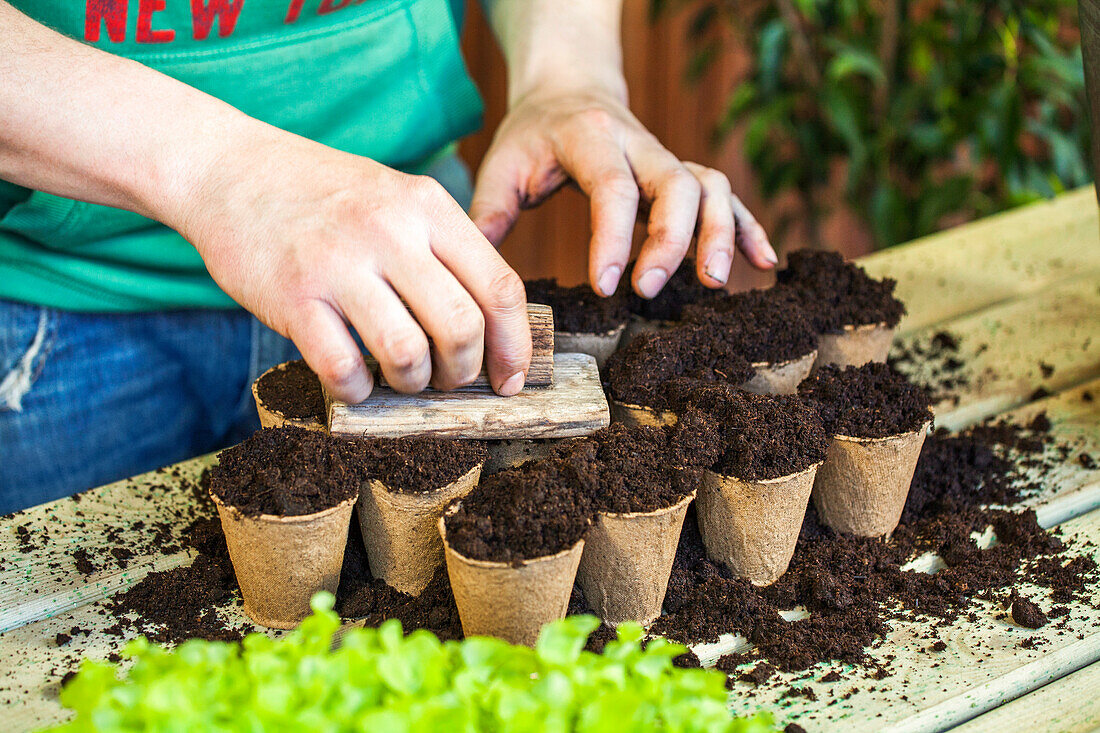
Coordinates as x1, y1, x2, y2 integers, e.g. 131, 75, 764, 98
164, 124, 532, 404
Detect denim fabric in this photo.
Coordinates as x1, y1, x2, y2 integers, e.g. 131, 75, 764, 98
0, 155, 473, 514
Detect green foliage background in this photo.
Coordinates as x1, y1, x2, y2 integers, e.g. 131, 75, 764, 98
656, 0, 1092, 248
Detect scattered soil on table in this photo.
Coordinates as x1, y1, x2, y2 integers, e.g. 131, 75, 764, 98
798, 363, 933, 438
254, 359, 325, 421
1009, 591, 1049, 629
208, 427, 361, 517
682, 288, 818, 364
649, 417, 1097, 678
575, 412, 723, 513
776, 250, 906, 333
889, 331, 971, 406
605, 324, 756, 410
665, 381, 828, 480
623, 258, 719, 322
443, 447, 596, 564
524, 278, 629, 334
342, 437, 487, 493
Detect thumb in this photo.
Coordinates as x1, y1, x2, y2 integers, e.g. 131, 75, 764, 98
469, 147, 525, 247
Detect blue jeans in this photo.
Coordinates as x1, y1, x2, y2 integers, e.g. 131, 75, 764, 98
0, 154, 472, 515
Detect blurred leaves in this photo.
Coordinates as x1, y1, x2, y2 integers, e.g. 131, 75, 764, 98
657, 0, 1092, 248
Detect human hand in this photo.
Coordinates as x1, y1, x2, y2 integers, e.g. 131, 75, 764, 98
168, 124, 532, 404
468, 84, 778, 299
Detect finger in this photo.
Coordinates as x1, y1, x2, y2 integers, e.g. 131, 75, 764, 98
627, 136, 702, 298
553, 128, 638, 297
289, 299, 374, 404
684, 162, 735, 288
730, 192, 778, 269
337, 272, 432, 394
384, 253, 485, 391
469, 146, 525, 247
420, 180, 532, 395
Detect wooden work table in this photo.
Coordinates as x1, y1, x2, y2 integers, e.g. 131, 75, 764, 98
3, 187, 1100, 731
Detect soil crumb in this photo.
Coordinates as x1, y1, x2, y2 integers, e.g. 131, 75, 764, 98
799, 362, 933, 438
777, 250, 906, 333
1010, 591, 1049, 629
254, 360, 325, 421
525, 278, 629, 334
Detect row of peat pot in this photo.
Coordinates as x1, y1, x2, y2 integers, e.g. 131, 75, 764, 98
212, 415, 928, 643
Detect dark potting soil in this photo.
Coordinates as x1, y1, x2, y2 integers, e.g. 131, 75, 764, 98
666, 381, 829, 481
1009, 591, 1049, 629
605, 323, 756, 411
254, 359, 326, 421
776, 250, 906, 333
889, 331, 971, 406
799, 362, 933, 438
575, 412, 723, 514
342, 437, 487, 493
682, 287, 819, 364
524, 278, 629, 334
623, 258, 720, 322
443, 446, 596, 564
208, 427, 361, 517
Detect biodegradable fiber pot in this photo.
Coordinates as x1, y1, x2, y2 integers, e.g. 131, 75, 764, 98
696, 464, 820, 586
439, 508, 584, 647
484, 439, 567, 474
609, 399, 678, 429
212, 493, 356, 629
575, 492, 694, 625
813, 322, 894, 371
252, 362, 326, 432
555, 324, 627, 369
741, 351, 818, 395
357, 463, 482, 596
812, 421, 931, 537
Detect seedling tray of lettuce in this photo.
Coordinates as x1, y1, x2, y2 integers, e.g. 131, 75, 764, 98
52, 593, 772, 732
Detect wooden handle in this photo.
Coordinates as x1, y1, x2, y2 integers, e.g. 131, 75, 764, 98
361, 303, 554, 392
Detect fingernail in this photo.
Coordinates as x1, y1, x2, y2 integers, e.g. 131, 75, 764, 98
597, 265, 622, 297
704, 251, 731, 285
763, 245, 779, 266
499, 371, 525, 397
636, 268, 669, 299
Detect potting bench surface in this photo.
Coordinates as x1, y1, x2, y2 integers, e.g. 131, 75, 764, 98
3, 187, 1100, 732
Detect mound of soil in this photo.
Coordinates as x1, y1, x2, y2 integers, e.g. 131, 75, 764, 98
443, 447, 596, 564
799, 363, 933, 438
605, 323, 756, 410
254, 360, 326, 421
343, 437, 487, 493
208, 427, 361, 517
525, 278, 629, 334
667, 381, 829, 480
777, 250, 906, 333
683, 288, 819, 364
578, 412, 723, 513
624, 258, 719, 322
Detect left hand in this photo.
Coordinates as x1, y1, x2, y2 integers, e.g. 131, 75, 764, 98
469, 84, 778, 299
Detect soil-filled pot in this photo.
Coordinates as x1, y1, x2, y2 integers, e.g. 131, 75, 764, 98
212, 493, 356, 629
555, 325, 626, 368
252, 361, 326, 432
609, 399, 678, 428
696, 464, 820, 586
741, 351, 818, 395
439, 509, 585, 646
812, 422, 931, 537
575, 492, 694, 625
813, 323, 893, 371
357, 463, 482, 596
618, 315, 674, 348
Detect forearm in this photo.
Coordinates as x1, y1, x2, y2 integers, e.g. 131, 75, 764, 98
481, 0, 627, 105
0, 1, 253, 226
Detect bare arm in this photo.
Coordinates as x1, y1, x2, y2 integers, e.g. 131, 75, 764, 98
473, 0, 778, 297
0, 2, 532, 402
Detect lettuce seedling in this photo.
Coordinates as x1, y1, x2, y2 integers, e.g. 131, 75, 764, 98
51, 593, 772, 732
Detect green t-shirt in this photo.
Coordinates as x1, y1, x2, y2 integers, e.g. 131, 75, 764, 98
0, 0, 483, 311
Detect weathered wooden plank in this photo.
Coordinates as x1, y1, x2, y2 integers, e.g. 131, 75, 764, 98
328, 353, 610, 439
858, 186, 1100, 335
892, 275, 1100, 431
949, 661, 1100, 733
